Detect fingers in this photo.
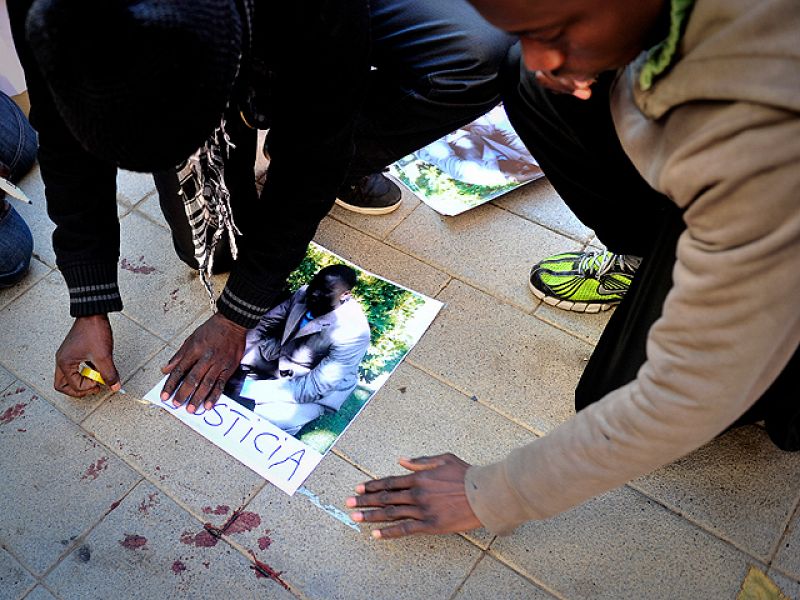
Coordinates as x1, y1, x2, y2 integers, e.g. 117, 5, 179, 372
351, 504, 424, 523
397, 455, 450, 472
54, 363, 100, 397
355, 473, 419, 496
347, 488, 418, 509
371, 520, 429, 540
88, 355, 121, 392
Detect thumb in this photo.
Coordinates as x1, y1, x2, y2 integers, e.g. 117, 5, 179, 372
90, 356, 121, 392
398, 455, 449, 472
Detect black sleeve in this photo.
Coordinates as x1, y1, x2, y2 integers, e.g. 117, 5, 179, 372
8, 0, 122, 317
216, 0, 370, 327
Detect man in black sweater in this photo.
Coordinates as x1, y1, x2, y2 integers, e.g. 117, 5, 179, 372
9, 0, 512, 410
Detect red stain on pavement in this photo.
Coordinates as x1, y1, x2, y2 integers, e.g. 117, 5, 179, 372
139, 492, 158, 514
120, 257, 157, 275
119, 534, 147, 550
225, 512, 261, 535
171, 560, 187, 575
180, 530, 218, 548
257, 531, 272, 550
202, 505, 231, 516
81, 457, 108, 481
0, 403, 27, 425
249, 550, 289, 589
2, 386, 26, 397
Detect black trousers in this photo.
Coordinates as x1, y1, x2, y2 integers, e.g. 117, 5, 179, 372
501, 45, 799, 451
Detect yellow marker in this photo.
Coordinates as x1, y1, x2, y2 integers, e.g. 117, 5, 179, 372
79, 363, 127, 395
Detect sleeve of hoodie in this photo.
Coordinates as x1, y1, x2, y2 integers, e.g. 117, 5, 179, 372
216, 0, 369, 327
8, 0, 122, 317
464, 99, 800, 534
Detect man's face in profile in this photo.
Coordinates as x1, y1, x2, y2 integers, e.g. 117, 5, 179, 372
306, 274, 350, 318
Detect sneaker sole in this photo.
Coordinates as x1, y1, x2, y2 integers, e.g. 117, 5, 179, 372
335, 197, 402, 216
528, 280, 617, 313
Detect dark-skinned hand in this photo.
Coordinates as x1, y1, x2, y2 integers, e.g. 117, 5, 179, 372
160, 312, 246, 413
346, 453, 482, 539
55, 314, 121, 397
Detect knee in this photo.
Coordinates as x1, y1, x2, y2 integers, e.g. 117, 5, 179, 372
426, 31, 516, 105
0, 204, 33, 288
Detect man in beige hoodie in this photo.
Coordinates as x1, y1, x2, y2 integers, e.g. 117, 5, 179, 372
347, 0, 800, 538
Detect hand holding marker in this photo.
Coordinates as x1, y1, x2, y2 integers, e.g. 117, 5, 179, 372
79, 362, 127, 395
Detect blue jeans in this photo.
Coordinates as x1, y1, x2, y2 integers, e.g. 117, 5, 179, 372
0, 91, 36, 287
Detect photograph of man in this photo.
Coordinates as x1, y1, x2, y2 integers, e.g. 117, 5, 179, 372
224, 265, 371, 435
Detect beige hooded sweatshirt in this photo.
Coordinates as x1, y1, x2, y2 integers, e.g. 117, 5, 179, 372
465, 0, 800, 534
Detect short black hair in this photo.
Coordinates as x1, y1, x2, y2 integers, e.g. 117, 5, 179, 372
316, 264, 358, 290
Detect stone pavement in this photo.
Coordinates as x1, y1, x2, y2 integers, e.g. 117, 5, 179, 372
1, 152, 799, 600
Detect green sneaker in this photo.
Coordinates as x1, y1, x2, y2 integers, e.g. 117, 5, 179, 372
528, 250, 641, 313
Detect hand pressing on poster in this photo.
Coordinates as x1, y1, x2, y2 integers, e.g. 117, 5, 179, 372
346, 454, 482, 538
160, 313, 247, 413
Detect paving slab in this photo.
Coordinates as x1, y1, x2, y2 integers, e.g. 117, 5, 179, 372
493, 177, 594, 243
335, 362, 535, 548
0, 365, 16, 394
0, 547, 36, 600
387, 201, 581, 312
328, 182, 421, 241
534, 302, 614, 346
116, 170, 156, 207
20, 587, 58, 600
0, 386, 140, 575
134, 194, 169, 229
774, 505, 800, 581
83, 348, 266, 519
490, 486, 759, 600
44, 481, 292, 600
632, 426, 800, 562
768, 570, 800, 599
452, 555, 555, 600
236, 454, 481, 600
410, 280, 590, 434
13, 165, 55, 268
117, 211, 211, 341
0, 259, 52, 313
314, 216, 450, 298
0, 272, 165, 422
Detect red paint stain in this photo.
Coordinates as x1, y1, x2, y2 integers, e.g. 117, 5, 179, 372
225, 512, 261, 535
81, 457, 109, 481
2, 386, 26, 397
249, 550, 289, 590
257, 531, 272, 550
180, 530, 218, 548
17, 428, 26, 433
119, 534, 147, 550
202, 561, 210, 569
138, 492, 158, 514
120, 257, 157, 275
171, 560, 187, 575
202, 505, 230, 516
108, 499, 122, 513
0, 403, 27, 425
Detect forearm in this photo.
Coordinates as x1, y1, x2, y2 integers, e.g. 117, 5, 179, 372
10, 0, 121, 317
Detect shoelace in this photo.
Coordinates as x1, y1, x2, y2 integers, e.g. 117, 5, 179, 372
578, 252, 641, 278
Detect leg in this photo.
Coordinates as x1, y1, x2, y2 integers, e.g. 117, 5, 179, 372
500, 45, 670, 256
0, 91, 35, 287
345, 0, 515, 180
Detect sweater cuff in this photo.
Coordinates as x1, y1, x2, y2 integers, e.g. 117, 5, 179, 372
465, 459, 539, 536
217, 271, 279, 329
61, 263, 123, 317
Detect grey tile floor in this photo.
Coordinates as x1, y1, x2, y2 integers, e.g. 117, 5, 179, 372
1, 154, 799, 599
